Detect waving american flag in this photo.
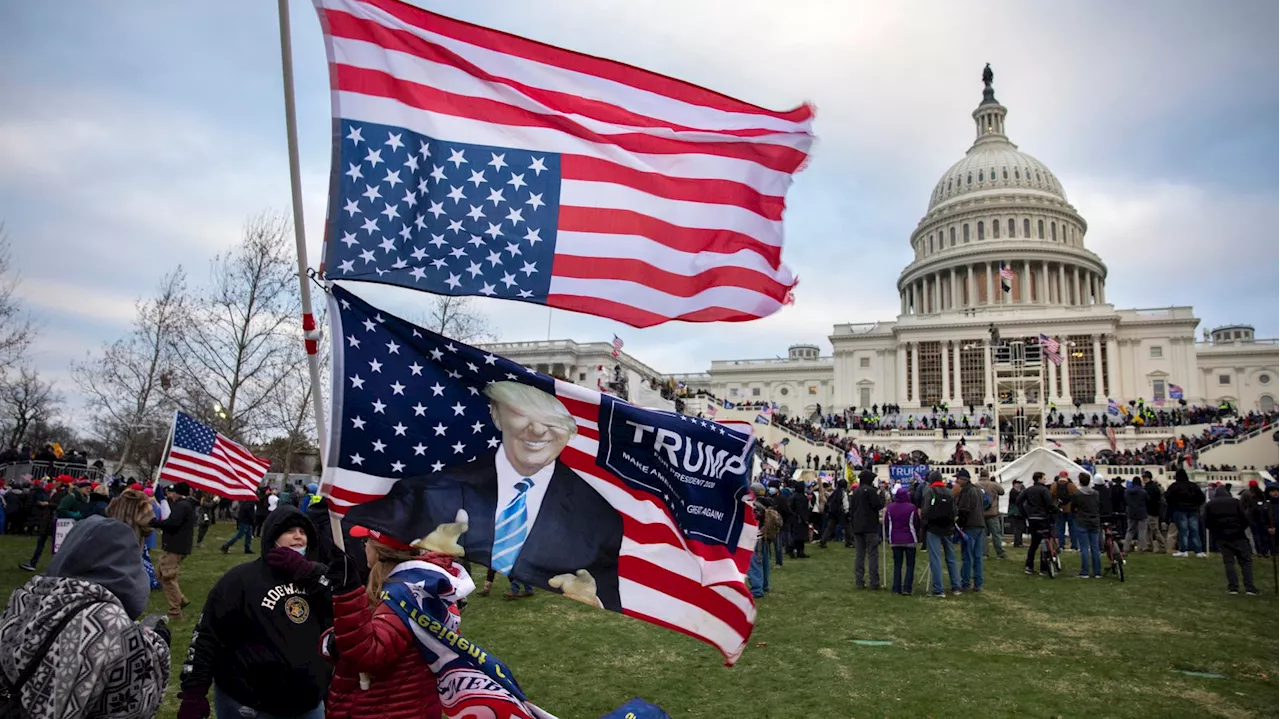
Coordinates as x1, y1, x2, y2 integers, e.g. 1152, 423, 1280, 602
158, 412, 270, 501
313, 0, 814, 327
323, 285, 759, 663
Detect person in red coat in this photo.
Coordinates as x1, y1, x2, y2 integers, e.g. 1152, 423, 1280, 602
323, 526, 460, 719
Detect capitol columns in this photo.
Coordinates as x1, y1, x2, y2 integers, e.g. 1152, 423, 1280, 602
1105, 334, 1120, 400
1092, 334, 1104, 404
1058, 264, 1067, 305
910, 343, 920, 405
940, 341, 950, 404
1059, 336, 1072, 404
982, 340, 994, 406
1020, 260, 1031, 303
896, 344, 908, 403
986, 262, 995, 306
952, 341, 963, 404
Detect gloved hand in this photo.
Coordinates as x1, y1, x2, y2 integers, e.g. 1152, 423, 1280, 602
176, 689, 210, 719
141, 614, 171, 646
266, 547, 327, 587
326, 552, 364, 594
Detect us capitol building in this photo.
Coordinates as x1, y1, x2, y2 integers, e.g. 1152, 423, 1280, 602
487, 68, 1278, 419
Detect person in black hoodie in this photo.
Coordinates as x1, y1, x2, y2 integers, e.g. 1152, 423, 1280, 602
178, 505, 338, 719
1018, 471, 1056, 575
848, 470, 884, 590
1165, 469, 1207, 557
1203, 486, 1259, 595
151, 481, 198, 620
787, 480, 811, 558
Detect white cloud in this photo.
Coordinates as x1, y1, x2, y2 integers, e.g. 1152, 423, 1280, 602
16, 279, 138, 325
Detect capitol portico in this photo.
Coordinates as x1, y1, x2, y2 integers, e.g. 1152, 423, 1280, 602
487, 68, 1278, 419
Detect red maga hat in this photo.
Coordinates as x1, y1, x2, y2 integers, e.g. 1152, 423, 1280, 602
350, 525, 417, 552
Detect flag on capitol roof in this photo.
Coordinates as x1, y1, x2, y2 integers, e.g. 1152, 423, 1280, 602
322, 284, 761, 663
313, 0, 815, 327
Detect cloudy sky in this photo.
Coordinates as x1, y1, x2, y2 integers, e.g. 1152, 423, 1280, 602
3, 0, 1276, 401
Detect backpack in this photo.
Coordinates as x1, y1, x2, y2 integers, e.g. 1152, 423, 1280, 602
761, 506, 783, 541
982, 489, 992, 510
924, 487, 955, 528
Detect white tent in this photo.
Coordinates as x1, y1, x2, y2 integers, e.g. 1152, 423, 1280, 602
992, 447, 1092, 513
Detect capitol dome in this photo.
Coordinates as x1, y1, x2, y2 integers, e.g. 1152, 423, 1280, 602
928, 144, 1065, 211
897, 65, 1108, 317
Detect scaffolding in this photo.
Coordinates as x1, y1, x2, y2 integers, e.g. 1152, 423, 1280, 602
990, 339, 1047, 472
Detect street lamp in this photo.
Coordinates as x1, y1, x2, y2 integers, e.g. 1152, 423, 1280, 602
213, 402, 228, 420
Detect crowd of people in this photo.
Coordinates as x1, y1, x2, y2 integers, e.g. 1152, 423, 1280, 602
747, 461, 1278, 599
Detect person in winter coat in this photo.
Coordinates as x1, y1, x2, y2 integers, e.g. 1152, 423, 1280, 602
0, 515, 171, 719
1074, 474, 1103, 578
770, 485, 790, 567
322, 526, 454, 719
196, 491, 218, 548
18, 483, 55, 571
921, 471, 960, 596
977, 470, 1007, 559
883, 488, 921, 595
1165, 469, 1207, 557
1123, 478, 1149, 553
221, 494, 259, 555
1050, 472, 1078, 551
106, 485, 157, 547
954, 469, 986, 591
57, 482, 91, 520
1018, 471, 1056, 575
787, 480, 811, 558
1142, 472, 1167, 553
178, 505, 337, 719
1241, 480, 1272, 557
1203, 486, 1259, 595
819, 479, 848, 549
1007, 480, 1025, 548
86, 484, 111, 517
848, 470, 884, 590
149, 482, 198, 620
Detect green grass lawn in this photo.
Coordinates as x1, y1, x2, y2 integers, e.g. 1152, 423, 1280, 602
2, 524, 1277, 718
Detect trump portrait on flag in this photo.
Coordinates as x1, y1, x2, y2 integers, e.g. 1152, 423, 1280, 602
347, 380, 623, 610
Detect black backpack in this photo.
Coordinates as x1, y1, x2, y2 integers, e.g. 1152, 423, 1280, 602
924, 487, 955, 528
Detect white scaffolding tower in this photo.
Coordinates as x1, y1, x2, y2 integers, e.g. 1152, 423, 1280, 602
991, 339, 1048, 473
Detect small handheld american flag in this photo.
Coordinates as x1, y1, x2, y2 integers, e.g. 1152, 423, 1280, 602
157, 412, 270, 501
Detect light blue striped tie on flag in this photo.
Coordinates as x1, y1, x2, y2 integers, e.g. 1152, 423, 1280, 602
491, 477, 534, 576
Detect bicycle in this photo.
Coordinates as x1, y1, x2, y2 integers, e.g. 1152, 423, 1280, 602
1102, 517, 1125, 582
1042, 531, 1061, 578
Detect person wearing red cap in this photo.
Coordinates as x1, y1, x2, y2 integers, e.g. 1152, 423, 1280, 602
323, 526, 450, 719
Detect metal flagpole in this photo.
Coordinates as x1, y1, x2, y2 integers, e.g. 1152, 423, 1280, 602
276, 0, 342, 549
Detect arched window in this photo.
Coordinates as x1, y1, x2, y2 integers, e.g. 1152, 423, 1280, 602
947, 179, 952, 192
1037, 220, 1045, 239
967, 172, 972, 185
1035, 171, 1042, 182
977, 221, 985, 240
992, 218, 1000, 238
1014, 168, 1020, 180
950, 227, 956, 246
1023, 218, 1031, 237
1008, 218, 1016, 237
1002, 167, 1009, 180
978, 170, 984, 182
928, 234, 934, 253
1051, 223, 1058, 241
963, 224, 970, 242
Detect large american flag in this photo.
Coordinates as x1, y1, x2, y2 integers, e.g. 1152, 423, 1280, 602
1038, 333, 1063, 366
313, 0, 814, 327
158, 412, 270, 501
323, 285, 759, 662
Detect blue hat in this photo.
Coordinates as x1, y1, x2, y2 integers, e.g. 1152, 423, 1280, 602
955, 468, 971, 479
308, 482, 319, 494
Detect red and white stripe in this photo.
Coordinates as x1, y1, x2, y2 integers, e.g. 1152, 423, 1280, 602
313, 0, 814, 328
159, 436, 270, 502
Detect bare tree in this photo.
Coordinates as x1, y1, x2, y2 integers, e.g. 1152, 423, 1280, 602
169, 212, 300, 442
72, 268, 186, 471
260, 358, 320, 484
0, 224, 36, 367
415, 295, 495, 344
0, 366, 61, 450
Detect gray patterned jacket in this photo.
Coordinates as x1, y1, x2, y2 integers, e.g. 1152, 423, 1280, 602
0, 575, 170, 719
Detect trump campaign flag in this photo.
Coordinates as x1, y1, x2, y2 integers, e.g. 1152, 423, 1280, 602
313, 0, 814, 327
323, 284, 759, 663
158, 412, 270, 501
